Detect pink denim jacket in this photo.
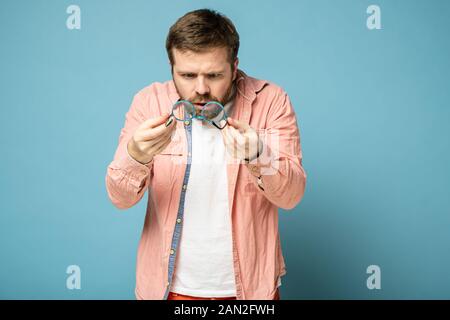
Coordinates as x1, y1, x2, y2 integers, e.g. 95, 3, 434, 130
105, 69, 307, 300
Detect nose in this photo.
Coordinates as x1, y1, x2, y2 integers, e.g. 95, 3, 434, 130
195, 76, 210, 96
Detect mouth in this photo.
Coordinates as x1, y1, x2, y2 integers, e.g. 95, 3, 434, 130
193, 103, 207, 113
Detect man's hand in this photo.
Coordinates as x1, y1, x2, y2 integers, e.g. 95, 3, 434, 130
127, 113, 176, 164
222, 118, 263, 162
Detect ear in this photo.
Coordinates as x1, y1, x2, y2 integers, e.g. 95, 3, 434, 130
232, 58, 239, 81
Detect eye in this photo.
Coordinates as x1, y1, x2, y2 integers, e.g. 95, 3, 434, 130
182, 73, 196, 79
208, 74, 222, 79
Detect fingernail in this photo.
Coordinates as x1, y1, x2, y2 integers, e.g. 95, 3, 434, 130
165, 116, 174, 127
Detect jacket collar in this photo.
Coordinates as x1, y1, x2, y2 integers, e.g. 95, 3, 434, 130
234, 69, 268, 102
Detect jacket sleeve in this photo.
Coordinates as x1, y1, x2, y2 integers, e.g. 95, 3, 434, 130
245, 88, 307, 210
105, 91, 154, 210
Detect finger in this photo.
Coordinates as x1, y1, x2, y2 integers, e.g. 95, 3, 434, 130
228, 128, 257, 161
152, 130, 172, 150
222, 126, 235, 146
140, 119, 175, 141
228, 126, 246, 148
222, 128, 237, 158
152, 134, 173, 155
141, 112, 171, 129
227, 117, 249, 133
244, 134, 260, 160
222, 126, 233, 147
223, 127, 241, 159
148, 124, 176, 147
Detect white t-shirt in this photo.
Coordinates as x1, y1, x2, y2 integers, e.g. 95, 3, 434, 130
171, 99, 235, 297
171, 95, 281, 298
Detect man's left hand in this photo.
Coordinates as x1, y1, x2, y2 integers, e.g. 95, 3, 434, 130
222, 118, 263, 162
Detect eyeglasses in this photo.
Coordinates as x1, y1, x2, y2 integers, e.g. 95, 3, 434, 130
165, 100, 229, 130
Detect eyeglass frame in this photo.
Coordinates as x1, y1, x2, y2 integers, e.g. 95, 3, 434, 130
166, 99, 229, 130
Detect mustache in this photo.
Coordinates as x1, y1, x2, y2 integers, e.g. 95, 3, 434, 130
190, 96, 218, 104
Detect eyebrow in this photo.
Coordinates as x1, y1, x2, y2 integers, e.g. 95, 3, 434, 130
176, 70, 225, 75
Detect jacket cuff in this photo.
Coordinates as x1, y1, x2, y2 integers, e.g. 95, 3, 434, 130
112, 148, 154, 188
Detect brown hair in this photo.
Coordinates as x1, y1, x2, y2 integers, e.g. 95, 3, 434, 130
166, 9, 240, 67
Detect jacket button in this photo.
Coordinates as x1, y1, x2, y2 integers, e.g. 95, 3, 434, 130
176, 218, 182, 224
170, 249, 175, 255
182, 184, 187, 190
184, 120, 190, 126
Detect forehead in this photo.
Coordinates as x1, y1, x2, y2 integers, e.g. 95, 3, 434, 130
172, 47, 229, 72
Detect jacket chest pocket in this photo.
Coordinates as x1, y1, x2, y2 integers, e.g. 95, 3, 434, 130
237, 169, 258, 197
152, 131, 185, 189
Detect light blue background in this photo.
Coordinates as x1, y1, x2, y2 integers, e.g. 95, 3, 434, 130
1, 0, 449, 299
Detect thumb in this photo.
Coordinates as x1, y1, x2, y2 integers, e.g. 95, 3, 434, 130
227, 117, 248, 133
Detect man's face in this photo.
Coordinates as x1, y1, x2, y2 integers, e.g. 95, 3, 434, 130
171, 47, 238, 112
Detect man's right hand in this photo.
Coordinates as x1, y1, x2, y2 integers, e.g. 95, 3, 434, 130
127, 113, 176, 164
